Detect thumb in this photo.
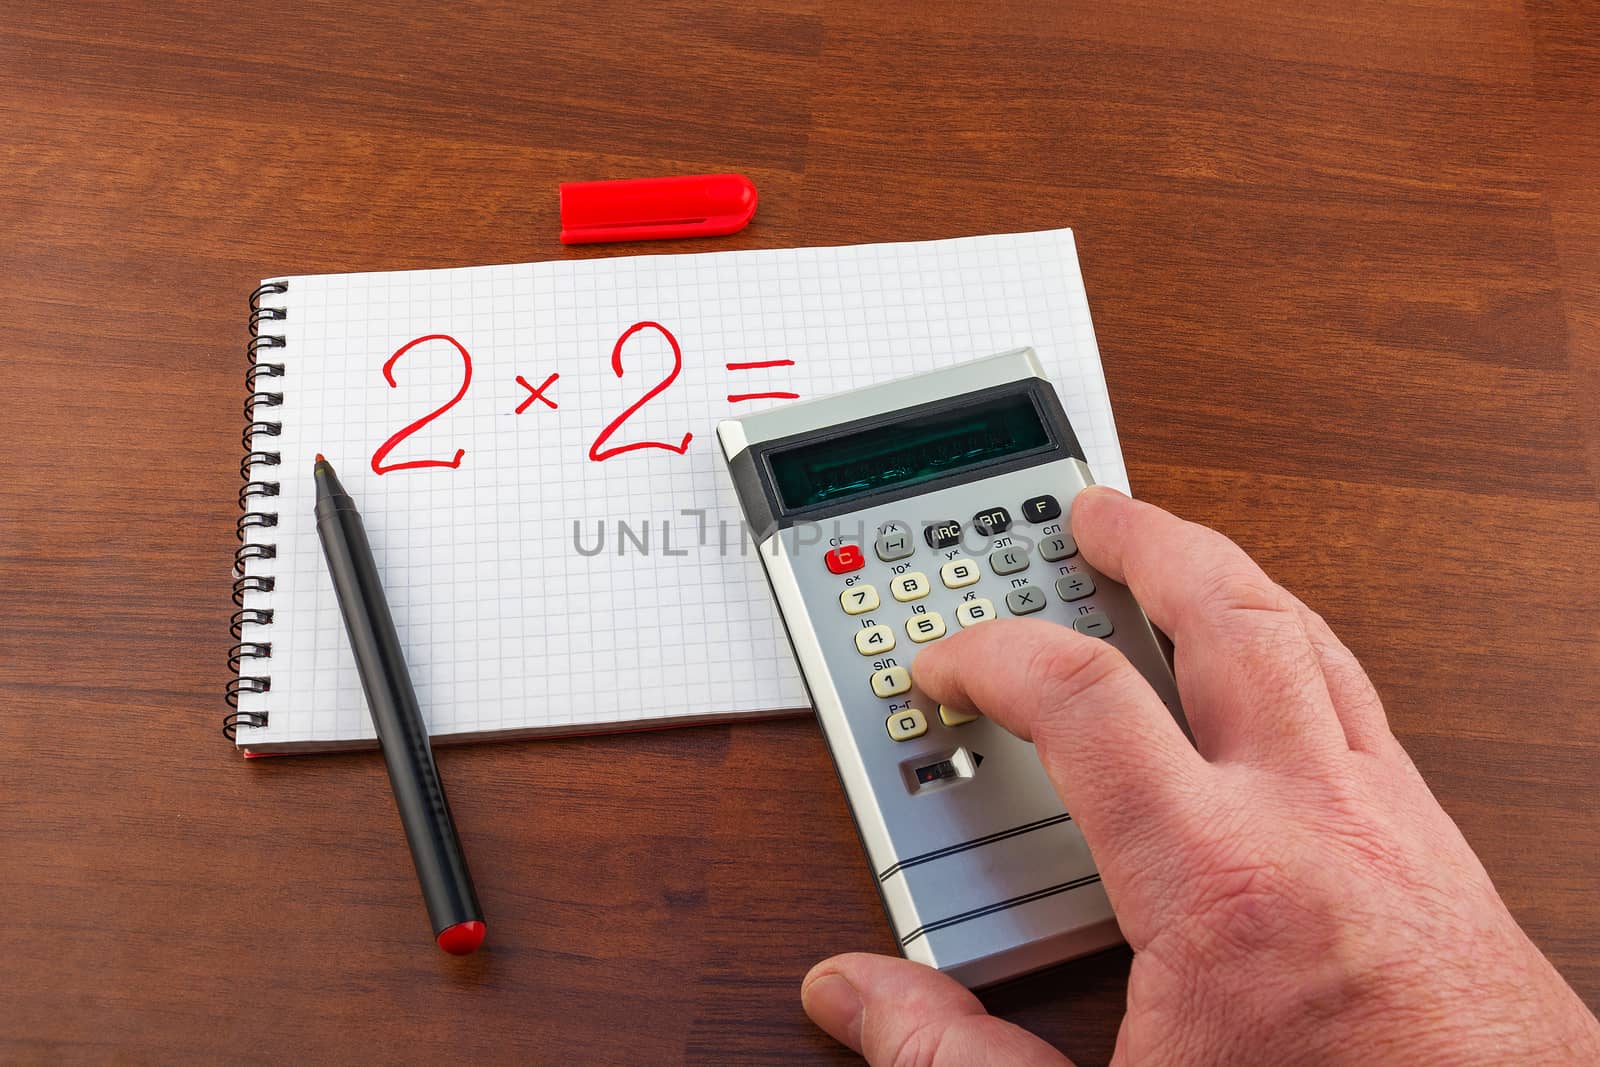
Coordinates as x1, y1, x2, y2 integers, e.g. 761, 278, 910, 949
802, 952, 1074, 1066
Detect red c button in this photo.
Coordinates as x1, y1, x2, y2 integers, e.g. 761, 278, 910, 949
825, 545, 865, 574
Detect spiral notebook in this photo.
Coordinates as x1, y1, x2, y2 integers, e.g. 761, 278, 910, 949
226, 228, 1130, 753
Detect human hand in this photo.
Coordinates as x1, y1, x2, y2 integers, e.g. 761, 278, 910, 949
801, 487, 1600, 1065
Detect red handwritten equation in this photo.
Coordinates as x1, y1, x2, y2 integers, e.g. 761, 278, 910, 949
370, 322, 803, 475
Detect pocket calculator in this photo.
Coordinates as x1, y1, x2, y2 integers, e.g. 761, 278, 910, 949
717, 347, 1184, 988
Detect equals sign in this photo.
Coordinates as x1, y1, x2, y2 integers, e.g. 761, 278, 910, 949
726, 359, 800, 403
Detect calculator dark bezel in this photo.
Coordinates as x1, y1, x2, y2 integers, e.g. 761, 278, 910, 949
728, 378, 1086, 543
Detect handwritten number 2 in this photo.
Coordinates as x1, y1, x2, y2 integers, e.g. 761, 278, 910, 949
588, 321, 693, 462
371, 334, 473, 475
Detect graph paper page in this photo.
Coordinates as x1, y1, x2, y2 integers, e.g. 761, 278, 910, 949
233, 228, 1128, 746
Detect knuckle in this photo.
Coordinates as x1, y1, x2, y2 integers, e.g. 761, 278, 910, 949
1191, 551, 1295, 624
1020, 634, 1147, 760
887, 1018, 947, 1067
1185, 547, 1328, 701
1022, 632, 1128, 709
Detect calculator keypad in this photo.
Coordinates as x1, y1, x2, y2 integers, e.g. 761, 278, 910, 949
819, 482, 1122, 751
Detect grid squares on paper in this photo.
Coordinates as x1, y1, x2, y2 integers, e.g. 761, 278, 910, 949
232, 228, 1129, 745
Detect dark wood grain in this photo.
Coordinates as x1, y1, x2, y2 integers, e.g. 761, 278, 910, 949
2, 1, 1595, 1061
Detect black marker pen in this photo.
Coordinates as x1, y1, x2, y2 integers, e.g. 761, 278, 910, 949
314, 454, 485, 955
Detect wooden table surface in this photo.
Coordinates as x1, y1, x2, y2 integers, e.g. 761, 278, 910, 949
3, 1, 1596, 1061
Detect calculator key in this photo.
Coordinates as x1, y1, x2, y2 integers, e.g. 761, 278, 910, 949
855, 624, 896, 655
890, 572, 931, 602
956, 598, 996, 627
939, 559, 980, 588
886, 708, 928, 742
1039, 533, 1077, 562
924, 520, 962, 550
840, 584, 880, 615
875, 522, 914, 562
972, 507, 1011, 537
825, 545, 865, 574
988, 547, 1030, 575
1073, 612, 1115, 638
906, 612, 947, 643
938, 704, 980, 727
871, 666, 912, 698
1021, 494, 1061, 523
1056, 573, 1095, 601
1006, 587, 1046, 615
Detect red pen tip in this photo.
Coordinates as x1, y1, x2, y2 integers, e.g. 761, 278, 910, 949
436, 920, 486, 955
315, 453, 327, 463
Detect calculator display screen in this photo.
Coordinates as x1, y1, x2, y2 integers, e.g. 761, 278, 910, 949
768, 392, 1053, 511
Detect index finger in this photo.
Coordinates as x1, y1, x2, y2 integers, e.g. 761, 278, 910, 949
912, 618, 1206, 940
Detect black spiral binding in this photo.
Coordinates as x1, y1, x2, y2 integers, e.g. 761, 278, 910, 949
224, 280, 288, 740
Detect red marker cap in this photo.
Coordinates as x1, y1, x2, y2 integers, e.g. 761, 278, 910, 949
436, 920, 486, 956
560, 173, 757, 245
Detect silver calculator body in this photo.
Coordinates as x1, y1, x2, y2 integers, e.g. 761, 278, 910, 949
716, 348, 1183, 988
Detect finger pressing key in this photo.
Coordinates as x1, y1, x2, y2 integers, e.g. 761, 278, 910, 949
913, 619, 1207, 939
